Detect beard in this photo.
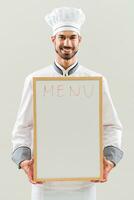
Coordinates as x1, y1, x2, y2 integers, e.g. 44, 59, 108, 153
55, 46, 78, 60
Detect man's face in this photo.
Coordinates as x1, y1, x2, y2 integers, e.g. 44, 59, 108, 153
51, 31, 81, 60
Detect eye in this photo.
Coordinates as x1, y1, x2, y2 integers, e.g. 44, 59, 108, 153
58, 35, 65, 40
70, 35, 77, 40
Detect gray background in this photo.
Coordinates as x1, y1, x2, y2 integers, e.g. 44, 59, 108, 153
0, 0, 132, 199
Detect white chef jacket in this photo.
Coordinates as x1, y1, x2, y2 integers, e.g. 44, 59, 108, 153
11, 61, 123, 191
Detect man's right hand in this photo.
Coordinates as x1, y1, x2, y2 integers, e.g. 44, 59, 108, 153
20, 159, 43, 184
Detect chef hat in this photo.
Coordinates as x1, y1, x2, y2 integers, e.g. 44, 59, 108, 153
44, 7, 86, 35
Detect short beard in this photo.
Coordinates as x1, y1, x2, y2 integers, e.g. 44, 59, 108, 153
55, 48, 78, 60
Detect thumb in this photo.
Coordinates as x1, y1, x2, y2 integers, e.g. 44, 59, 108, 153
28, 159, 34, 166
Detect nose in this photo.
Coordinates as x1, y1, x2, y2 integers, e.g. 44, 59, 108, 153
64, 38, 71, 47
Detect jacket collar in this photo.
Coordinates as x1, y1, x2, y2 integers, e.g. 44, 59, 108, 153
54, 60, 79, 76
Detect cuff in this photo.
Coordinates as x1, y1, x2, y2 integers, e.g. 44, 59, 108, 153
11, 146, 31, 169
103, 145, 124, 166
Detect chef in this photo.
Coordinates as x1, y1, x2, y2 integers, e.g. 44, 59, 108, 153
11, 7, 123, 200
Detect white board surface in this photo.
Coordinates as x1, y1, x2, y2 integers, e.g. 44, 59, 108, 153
33, 77, 103, 182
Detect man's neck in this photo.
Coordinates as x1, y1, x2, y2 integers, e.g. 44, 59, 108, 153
55, 56, 78, 70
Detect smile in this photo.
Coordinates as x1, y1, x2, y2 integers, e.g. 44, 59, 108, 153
62, 48, 72, 53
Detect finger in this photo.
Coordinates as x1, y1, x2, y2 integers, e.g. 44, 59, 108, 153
103, 159, 113, 180
23, 165, 33, 181
26, 159, 34, 176
21, 159, 43, 184
28, 159, 40, 184
100, 178, 107, 183
90, 180, 100, 183
90, 178, 104, 183
27, 170, 33, 181
36, 181, 44, 184
103, 169, 109, 180
104, 158, 114, 170
90, 179, 107, 183
30, 178, 43, 184
104, 166, 112, 177
30, 181, 43, 184
27, 164, 42, 184
29, 179, 37, 184
28, 159, 34, 167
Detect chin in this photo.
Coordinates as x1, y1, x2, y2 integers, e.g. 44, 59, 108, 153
62, 55, 73, 60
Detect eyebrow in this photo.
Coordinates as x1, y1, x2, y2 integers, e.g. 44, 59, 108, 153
58, 35, 65, 37
70, 34, 77, 37
58, 34, 77, 37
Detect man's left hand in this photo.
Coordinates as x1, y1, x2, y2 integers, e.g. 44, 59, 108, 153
100, 157, 114, 182
91, 157, 114, 183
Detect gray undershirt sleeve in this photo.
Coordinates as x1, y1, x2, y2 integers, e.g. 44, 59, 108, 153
11, 146, 31, 169
104, 145, 123, 166
11, 145, 123, 169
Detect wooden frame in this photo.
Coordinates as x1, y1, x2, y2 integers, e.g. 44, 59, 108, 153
33, 77, 103, 182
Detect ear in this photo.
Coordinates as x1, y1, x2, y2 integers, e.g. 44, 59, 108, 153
79, 35, 82, 43
51, 35, 56, 43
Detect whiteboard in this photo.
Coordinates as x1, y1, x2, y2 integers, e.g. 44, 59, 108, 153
33, 77, 103, 182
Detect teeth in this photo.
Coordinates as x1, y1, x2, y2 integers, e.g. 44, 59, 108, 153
63, 49, 71, 51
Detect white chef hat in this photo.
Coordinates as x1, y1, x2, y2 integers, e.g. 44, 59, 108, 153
44, 7, 86, 36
